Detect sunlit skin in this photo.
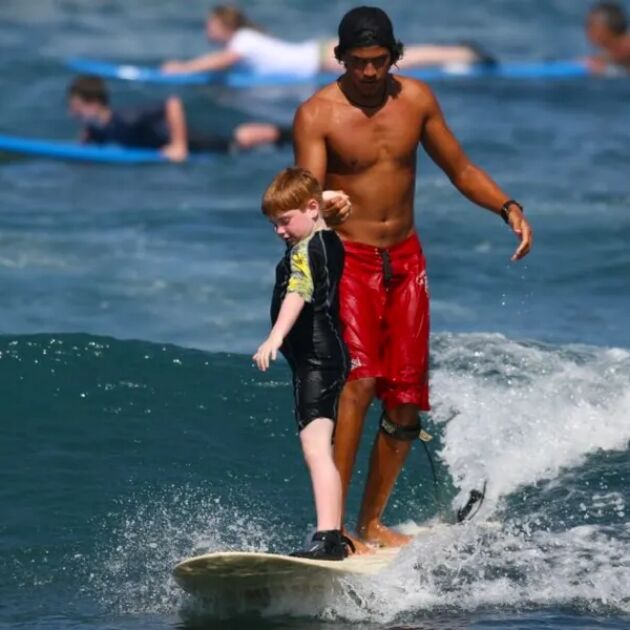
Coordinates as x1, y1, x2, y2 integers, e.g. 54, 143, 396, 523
585, 12, 630, 71
294, 43, 533, 552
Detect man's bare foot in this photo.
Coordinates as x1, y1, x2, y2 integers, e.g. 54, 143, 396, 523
358, 520, 413, 548
341, 528, 374, 555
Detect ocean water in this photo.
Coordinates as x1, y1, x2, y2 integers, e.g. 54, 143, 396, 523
1, 1, 630, 628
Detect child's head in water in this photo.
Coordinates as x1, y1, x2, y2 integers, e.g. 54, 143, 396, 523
67, 75, 110, 122
261, 167, 325, 245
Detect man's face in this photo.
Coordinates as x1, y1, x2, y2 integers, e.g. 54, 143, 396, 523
342, 45, 392, 95
586, 14, 614, 48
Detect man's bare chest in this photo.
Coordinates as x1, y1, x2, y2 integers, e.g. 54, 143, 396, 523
325, 107, 423, 171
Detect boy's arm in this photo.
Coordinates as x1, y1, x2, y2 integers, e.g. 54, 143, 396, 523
254, 244, 312, 371
162, 50, 241, 74
269, 292, 306, 344
253, 293, 305, 371
162, 96, 189, 162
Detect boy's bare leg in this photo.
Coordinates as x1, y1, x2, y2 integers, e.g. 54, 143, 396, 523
300, 418, 341, 531
357, 403, 419, 547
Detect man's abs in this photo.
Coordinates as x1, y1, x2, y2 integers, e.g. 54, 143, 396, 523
327, 168, 416, 248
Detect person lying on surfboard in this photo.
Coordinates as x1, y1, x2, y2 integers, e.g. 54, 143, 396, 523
161, 4, 493, 78
584, 2, 630, 73
253, 167, 355, 561
66, 75, 292, 162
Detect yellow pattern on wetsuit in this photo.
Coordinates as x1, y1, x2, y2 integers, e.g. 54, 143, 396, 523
287, 239, 314, 303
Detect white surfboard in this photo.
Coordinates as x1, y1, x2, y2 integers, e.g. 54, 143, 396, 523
173, 525, 434, 597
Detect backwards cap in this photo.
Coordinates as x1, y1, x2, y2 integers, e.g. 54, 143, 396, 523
335, 6, 404, 63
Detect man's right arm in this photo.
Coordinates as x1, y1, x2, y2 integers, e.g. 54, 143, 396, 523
293, 101, 327, 182
293, 100, 351, 224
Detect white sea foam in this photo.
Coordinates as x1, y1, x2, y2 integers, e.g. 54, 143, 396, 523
430, 333, 630, 512
91, 333, 630, 621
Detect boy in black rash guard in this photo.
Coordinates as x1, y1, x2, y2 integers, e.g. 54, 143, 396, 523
253, 167, 354, 560
67, 75, 292, 162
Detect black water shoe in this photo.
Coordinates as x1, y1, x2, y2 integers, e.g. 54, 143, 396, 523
290, 529, 356, 561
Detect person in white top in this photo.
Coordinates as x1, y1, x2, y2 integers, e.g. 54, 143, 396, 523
162, 5, 492, 77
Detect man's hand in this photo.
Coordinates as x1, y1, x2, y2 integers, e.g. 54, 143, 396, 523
253, 333, 283, 371
161, 142, 188, 163
321, 190, 352, 226
507, 210, 533, 261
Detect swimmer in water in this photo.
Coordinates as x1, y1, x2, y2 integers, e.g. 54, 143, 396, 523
162, 4, 493, 77
67, 75, 292, 162
585, 2, 630, 73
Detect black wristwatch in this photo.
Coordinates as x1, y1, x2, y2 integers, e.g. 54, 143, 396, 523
500, 199, 523, 224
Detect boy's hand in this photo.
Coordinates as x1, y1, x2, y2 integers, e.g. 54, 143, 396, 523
253, 334, 283, 371
322, 190, 352, 225
161, 142, 188, 162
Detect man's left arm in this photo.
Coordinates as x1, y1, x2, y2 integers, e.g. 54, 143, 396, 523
420, 85, 532, 261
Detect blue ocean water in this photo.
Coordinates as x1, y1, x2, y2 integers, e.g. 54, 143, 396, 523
1, 1, 630, 628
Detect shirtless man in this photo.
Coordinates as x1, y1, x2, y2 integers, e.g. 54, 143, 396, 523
293, 6, 533, 550
585, 2, 630, 73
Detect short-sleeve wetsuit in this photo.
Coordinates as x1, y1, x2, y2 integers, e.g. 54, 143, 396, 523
271, 228, 349, 430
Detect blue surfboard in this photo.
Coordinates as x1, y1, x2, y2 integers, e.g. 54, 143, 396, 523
67, 56, 591, 87
0, 134, 213, 164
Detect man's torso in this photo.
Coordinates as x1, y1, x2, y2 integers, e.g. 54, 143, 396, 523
299, 76, 431, 247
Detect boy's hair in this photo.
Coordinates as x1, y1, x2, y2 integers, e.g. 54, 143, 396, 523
67, 75, 109, 105
589, 2, 628, 34
261, 167, 323, 217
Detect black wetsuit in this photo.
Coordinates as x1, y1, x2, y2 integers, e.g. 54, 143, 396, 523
85, 102, 292, 153
271, 228, 349, 430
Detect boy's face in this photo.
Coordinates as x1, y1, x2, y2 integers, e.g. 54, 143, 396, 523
271, 200, 319, 245
68, 96, 103, 122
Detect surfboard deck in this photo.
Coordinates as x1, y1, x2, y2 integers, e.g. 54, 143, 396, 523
174, 525, 434, 597
0, 133, 217, 164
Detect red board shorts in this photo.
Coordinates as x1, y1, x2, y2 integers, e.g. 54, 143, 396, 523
339, 232, 430, 412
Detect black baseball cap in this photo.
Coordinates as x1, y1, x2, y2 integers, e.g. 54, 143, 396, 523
335, 6, 404, 62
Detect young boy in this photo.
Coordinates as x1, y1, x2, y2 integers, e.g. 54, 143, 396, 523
67, 75, 292, 162
253, 167, 354, 560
